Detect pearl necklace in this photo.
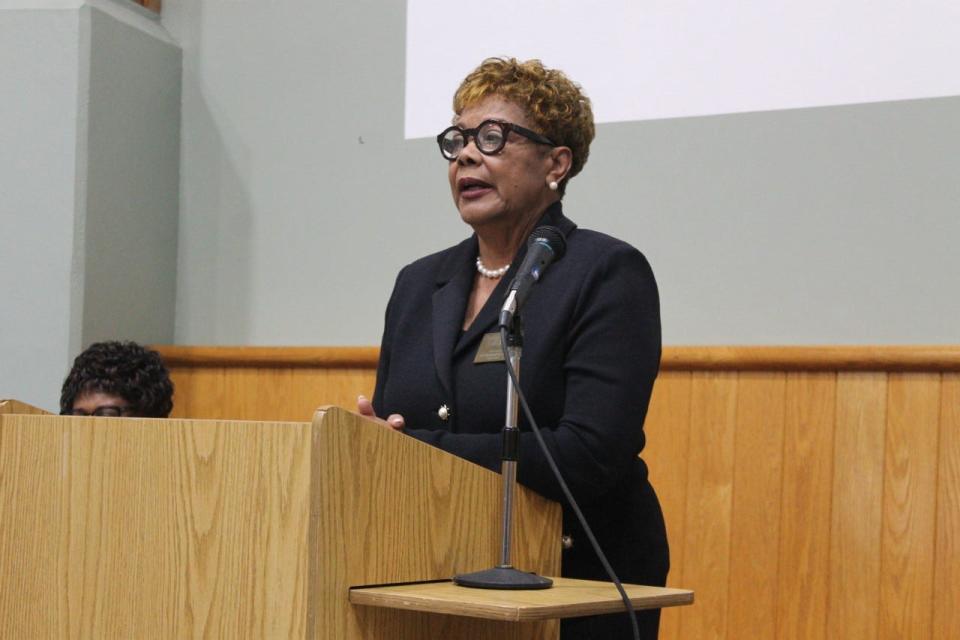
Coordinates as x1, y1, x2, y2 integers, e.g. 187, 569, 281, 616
476, 256, 510, 279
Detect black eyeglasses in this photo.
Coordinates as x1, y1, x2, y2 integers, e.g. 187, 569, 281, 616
64, 404, 133, 417
437, 119, 555, 161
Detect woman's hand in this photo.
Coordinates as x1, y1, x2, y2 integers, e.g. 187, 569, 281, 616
357, 395, 405, 432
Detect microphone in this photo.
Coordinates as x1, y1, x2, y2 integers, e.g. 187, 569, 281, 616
499, 226, 567, 328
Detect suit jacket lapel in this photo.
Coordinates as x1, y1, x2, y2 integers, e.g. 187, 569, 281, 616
431, 202, 578, 394
432, 236, 475, 399
454, 273, 508, 357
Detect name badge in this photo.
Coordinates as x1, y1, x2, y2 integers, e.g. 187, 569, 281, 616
473, 332, 505, 363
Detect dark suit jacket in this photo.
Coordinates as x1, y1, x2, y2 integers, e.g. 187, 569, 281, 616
373, 202, 669, 626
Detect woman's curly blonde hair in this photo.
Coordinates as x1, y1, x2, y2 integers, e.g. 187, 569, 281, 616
453, 57, 595, 195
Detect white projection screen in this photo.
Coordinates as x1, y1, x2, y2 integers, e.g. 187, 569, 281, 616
405, 0, 960, 139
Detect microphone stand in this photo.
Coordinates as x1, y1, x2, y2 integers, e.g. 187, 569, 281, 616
453, 313, 553, 589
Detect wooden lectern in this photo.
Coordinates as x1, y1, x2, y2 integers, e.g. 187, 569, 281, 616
0, 401, 691, 638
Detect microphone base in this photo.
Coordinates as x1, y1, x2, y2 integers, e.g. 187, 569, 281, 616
453, 566, 553, 590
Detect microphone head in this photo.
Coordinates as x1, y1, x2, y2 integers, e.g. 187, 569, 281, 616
527, 226, 567, 261
500, 226, 567, 327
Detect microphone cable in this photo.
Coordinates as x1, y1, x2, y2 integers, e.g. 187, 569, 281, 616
499, 326, 641, 640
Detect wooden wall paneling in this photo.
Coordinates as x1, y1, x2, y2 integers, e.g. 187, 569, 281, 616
826, 373, 887, 639
775, 373, 837, 640
677, 371, 738, 640
167, 367, 227, 420
878, 373, 941, 639
252, 367, 375, 421
933, 373, 960, 637
218, 367, 362, 422
167, 366, 376, 422
726, 373, 787, 638
642, 371, 693, 640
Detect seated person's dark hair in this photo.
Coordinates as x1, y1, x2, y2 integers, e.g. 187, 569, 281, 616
60, 341, 174, 418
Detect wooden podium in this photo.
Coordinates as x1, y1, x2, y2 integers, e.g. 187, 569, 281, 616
0, 401, 691, 638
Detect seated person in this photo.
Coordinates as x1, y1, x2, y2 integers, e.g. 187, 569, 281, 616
60, 341, 174, 418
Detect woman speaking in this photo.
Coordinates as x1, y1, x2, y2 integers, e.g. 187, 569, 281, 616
358, 57, 668, 639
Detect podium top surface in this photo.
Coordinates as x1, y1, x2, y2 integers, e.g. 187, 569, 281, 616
349, 577, 694, 622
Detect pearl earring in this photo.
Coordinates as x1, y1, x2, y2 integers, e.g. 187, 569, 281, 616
548, 180, 559, 191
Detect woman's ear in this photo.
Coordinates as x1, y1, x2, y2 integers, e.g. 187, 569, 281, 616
547, 146, 573, 185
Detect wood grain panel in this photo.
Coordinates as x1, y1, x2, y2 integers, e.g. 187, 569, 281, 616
0, 399, 50, 415
0, 416, 65, 637
878, 374, 940, 639
933, 373, 960, 637
775, 373, 836, 640
173, 419, 312, 638
0, 410, 565, 638
827, 373, 887, 639
0, 415, 314, 638
349, 578, 693, 620
350, 608, 551, 640
310, 408, 562, 639
677, 372, 738, 640
642, 371, 692, 640
143, 344, 960, 639
168, 365, 376, 421
726, 373, 787, 638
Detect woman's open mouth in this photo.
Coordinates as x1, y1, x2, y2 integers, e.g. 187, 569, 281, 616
458, 177, 493, 199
